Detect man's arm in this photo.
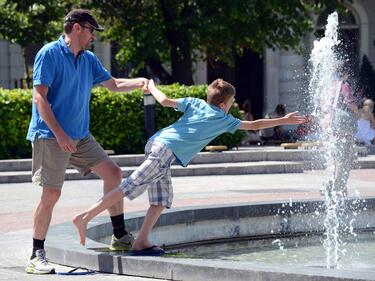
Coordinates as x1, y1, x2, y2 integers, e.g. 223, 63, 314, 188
101, 77, 148, 92
147, 79, 178, 108
34, 85, 77, 152
239, 111, 306, 131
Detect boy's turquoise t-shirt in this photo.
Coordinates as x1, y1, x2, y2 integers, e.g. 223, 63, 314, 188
150, 97, 241, 167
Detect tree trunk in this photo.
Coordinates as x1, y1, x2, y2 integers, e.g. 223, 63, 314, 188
160, 0, 194, 85
145, 58, 173, 84
170, 36, 194, 85
22, 48, 31, 89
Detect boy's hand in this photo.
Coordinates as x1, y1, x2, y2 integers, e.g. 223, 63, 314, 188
148, 79, 156, 91
283, 111, 306, 125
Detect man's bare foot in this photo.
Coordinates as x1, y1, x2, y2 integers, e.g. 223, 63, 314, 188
72, 213, 88, 246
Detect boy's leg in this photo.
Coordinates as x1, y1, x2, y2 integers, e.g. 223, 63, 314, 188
70, 135, 131, 246
73, 187, 125, 245
91, 160, 134, 249
73, 141, 174, 246
131, 157, 175, 251
132, 205, 165, 250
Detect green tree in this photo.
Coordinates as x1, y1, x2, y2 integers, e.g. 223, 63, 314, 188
0, 0, 77, 87
358, 55, 375, 103
87, 0, 345, 85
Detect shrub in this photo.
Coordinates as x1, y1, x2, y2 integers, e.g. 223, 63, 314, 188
0, 84, 245, 159
90, 87, 145, 154
0, 88, 33, 159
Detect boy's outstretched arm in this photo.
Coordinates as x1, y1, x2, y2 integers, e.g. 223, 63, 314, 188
239, 111, 306, 131
147, 79, 178, 108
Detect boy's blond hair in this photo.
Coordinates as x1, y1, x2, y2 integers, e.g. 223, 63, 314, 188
207, 79, 236, 107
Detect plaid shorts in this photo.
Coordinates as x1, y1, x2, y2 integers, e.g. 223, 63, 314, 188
120, 141, 176, 208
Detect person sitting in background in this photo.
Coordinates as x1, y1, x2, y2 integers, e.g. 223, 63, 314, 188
260, 104, 287, 141
242, 99, 254, 121
362, 98, 375, 127
363, 98, 375, 117
241, 99, 261, 144
355, 105, 375, 145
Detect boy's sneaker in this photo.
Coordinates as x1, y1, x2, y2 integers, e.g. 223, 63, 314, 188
109, 233, 135, 251
25, 249, 55, 274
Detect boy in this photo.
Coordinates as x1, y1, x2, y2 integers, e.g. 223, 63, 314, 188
73, 79, 305, 255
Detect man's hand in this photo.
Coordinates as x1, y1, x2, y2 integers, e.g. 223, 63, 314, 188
138, 78, 148, 89
55, 132, 77, 153
141, 79, 150, 93
283, 111, 306, 125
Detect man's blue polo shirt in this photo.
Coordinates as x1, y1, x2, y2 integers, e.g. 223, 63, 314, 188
26, 35, 111, 142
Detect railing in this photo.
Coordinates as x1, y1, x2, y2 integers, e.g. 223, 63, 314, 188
13, 78, 32, 89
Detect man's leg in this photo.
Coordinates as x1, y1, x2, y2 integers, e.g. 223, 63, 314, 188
91, 159, 123, 216
27, 137, 69, 274
33, 188, 61, 242
26, 187, 60, 274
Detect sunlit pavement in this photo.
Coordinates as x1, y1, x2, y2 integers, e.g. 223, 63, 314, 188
0, 169, 374, 280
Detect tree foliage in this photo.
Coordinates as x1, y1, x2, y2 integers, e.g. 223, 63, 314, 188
358, 55, 375, 103
87, 0, 345, 84
0, 0, 77, 47
0, 0, 78, 86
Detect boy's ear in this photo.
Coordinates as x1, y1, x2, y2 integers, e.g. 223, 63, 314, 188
219, 102, 225, 109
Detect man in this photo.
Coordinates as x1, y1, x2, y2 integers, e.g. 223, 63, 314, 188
25, 9, 146, 274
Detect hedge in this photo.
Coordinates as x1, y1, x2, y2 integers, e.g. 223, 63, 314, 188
0, 84, 245, 159
0, 89, 33, 159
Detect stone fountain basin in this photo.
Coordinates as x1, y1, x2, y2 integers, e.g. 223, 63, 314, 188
46, 199, 375, 281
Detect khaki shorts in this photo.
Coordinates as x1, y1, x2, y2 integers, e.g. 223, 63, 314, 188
31, 134, 109, 189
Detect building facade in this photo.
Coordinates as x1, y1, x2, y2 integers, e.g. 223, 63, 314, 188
0, 37, 111, 89
264, 0, 371, 115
